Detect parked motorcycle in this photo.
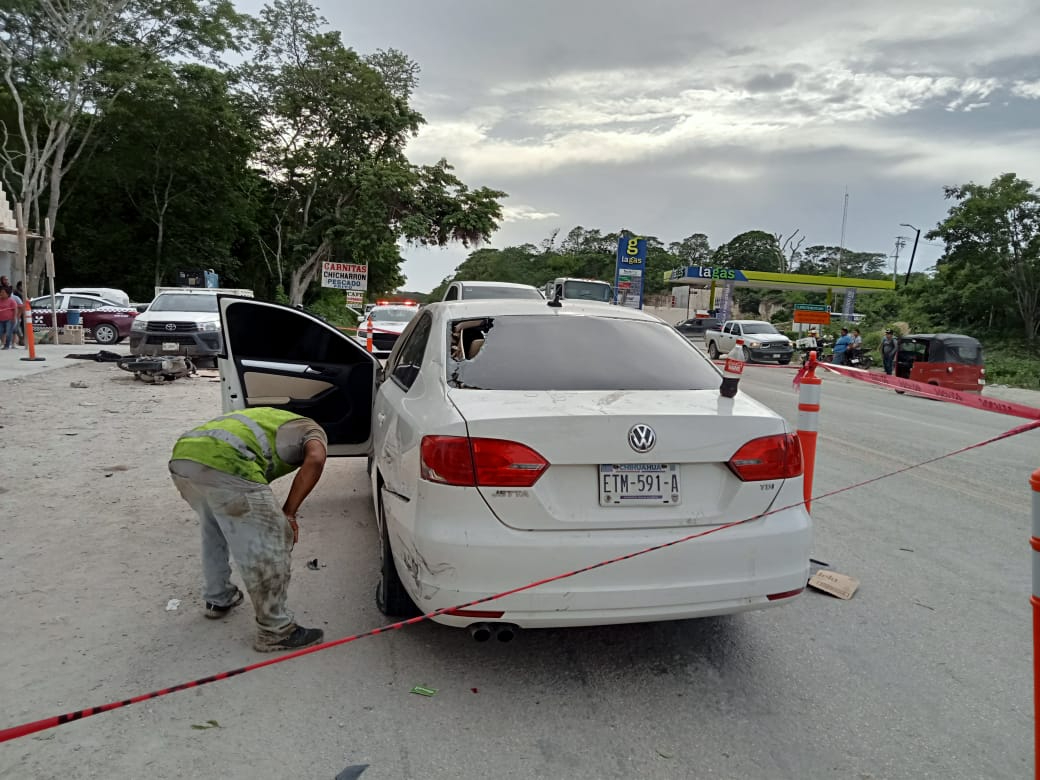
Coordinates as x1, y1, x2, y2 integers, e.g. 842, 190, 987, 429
845, 351, 874, 369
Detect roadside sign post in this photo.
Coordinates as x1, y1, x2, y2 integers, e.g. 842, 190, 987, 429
321, 261, 368, 294
45, 217, 59, 346
614, 235, 647, 310
793, 304, 831, 327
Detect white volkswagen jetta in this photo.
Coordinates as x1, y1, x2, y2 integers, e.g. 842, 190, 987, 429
218, 297, 811, 637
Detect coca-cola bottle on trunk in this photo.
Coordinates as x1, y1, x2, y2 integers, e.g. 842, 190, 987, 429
720, 338, 746, 398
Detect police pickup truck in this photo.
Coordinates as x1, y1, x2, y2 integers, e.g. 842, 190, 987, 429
703, 320, 794, 364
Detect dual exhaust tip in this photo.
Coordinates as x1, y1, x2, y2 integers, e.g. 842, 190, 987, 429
468, 622, 518, 643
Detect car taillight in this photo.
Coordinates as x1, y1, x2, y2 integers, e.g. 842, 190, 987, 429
421, 436, 548, 487
727, 433, 803, 481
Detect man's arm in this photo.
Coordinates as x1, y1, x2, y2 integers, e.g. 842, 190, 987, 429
282, 439, 327, 542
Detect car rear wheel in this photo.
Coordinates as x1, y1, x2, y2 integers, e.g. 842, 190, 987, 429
93, 322, 119, 345
375, 482, 419, 618
707, 342, 719, 359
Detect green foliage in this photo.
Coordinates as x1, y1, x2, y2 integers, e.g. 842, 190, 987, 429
712, 230, 783, 272
926, 173, 1040, 340
57, 63, 256, 299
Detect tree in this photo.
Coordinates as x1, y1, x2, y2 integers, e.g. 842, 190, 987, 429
0, 0, 242, 291
712, 230, 784, 272
241, 0, 505, 304
928, 173, 1040, 339
668, 233, 711, 265
57, 63, 257, 298
797, 246, 887, 277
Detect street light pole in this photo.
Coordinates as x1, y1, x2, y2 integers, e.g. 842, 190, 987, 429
900, 223, 920, 286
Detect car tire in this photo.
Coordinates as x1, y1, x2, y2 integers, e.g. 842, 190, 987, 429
375, 483, 419, 618
742, 347, 751, 363
707, 342, 719, 359
778, 359, 790, 365
93, 322, 119, 345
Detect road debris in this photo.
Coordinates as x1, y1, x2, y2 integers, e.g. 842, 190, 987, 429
190, 720, 221, 730
410, 685, 437, 697
808, 570, 859, 600
165, 599, 181, 611
335, 765, 369, 780
306, 558, 320, 571
69, 380, 89, 389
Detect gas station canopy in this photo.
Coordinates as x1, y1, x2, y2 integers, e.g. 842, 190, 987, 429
665, 266, 895, 294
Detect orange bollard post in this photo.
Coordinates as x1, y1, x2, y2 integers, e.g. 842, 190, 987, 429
1031, 468, 1040, 780
365, 318, 373, 353
797, 350, 822, 513
20, 297, 45, 362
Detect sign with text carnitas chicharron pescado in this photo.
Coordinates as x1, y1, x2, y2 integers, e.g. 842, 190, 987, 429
320, 262, 368, 292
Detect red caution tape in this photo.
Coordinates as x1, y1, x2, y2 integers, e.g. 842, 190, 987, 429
812, 362, 1040, 421
3, 419, 1038, 744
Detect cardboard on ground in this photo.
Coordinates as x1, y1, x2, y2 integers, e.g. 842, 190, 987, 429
808, 570, 860, 600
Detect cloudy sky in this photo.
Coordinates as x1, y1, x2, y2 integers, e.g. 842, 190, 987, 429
239, 0, 1040, 292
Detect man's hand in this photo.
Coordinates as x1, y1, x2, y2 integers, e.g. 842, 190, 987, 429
282, 439, 327, 545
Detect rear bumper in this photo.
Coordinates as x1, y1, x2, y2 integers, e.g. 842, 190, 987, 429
381, 483, 812, 629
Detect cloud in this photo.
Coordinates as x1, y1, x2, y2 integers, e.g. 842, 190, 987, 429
501, 204, 560, 222
744, 72, 799, 93
1012, 80, 1040, 99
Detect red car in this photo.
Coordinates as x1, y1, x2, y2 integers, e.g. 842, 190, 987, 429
30, 293, 138, 345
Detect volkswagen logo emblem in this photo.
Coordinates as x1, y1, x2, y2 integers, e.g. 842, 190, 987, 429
165, 323, 177, 331
628, 424, 656, 453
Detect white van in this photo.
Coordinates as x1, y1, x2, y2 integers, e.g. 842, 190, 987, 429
543, 277, 614, 304
60, 287, 131, 307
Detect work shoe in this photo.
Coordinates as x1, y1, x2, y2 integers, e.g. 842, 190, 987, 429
203, 588, 244, 619
253, 625, 325, 653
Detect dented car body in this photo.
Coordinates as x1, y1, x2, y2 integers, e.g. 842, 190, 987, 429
219, 296, 812, 632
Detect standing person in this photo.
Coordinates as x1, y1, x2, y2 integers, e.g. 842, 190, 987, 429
880, 328, 898, 375
833, 327, 852, 365
169, 407, 329, 652
847, 328, 863, 364
0, 287, 17, 349
10, 285, 24, 347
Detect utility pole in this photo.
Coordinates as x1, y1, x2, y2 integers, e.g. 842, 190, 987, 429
900, 223, 921, 286
837, 187, 849, 278
892, 236, 906, 285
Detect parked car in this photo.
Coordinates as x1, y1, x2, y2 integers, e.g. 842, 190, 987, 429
442, 281, 543, 301
29, 293, 138, 345
59, 287, 131, 307
356, 301, 421, 356
674, 317, 721, 338
895, 333, 985, 393
218, 297, 812, 636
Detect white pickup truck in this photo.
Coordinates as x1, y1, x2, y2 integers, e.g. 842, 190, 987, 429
704, 320, 794, 364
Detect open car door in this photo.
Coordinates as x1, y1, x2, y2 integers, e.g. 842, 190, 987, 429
218, 297, 379, 456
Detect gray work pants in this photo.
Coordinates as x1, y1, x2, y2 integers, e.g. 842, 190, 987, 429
170, 473, 297, 642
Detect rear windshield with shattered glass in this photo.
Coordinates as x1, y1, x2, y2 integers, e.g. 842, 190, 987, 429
447, 314, 720, 391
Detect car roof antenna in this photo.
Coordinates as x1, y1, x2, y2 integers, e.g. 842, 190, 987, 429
547, 288, 563, 308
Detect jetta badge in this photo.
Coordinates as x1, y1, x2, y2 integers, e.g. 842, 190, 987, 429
628, 424, 656, 453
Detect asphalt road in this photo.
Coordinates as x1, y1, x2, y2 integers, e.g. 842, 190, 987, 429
2, 357, 1037, 779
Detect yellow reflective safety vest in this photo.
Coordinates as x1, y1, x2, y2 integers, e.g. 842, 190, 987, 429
171, 408, 305, 485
